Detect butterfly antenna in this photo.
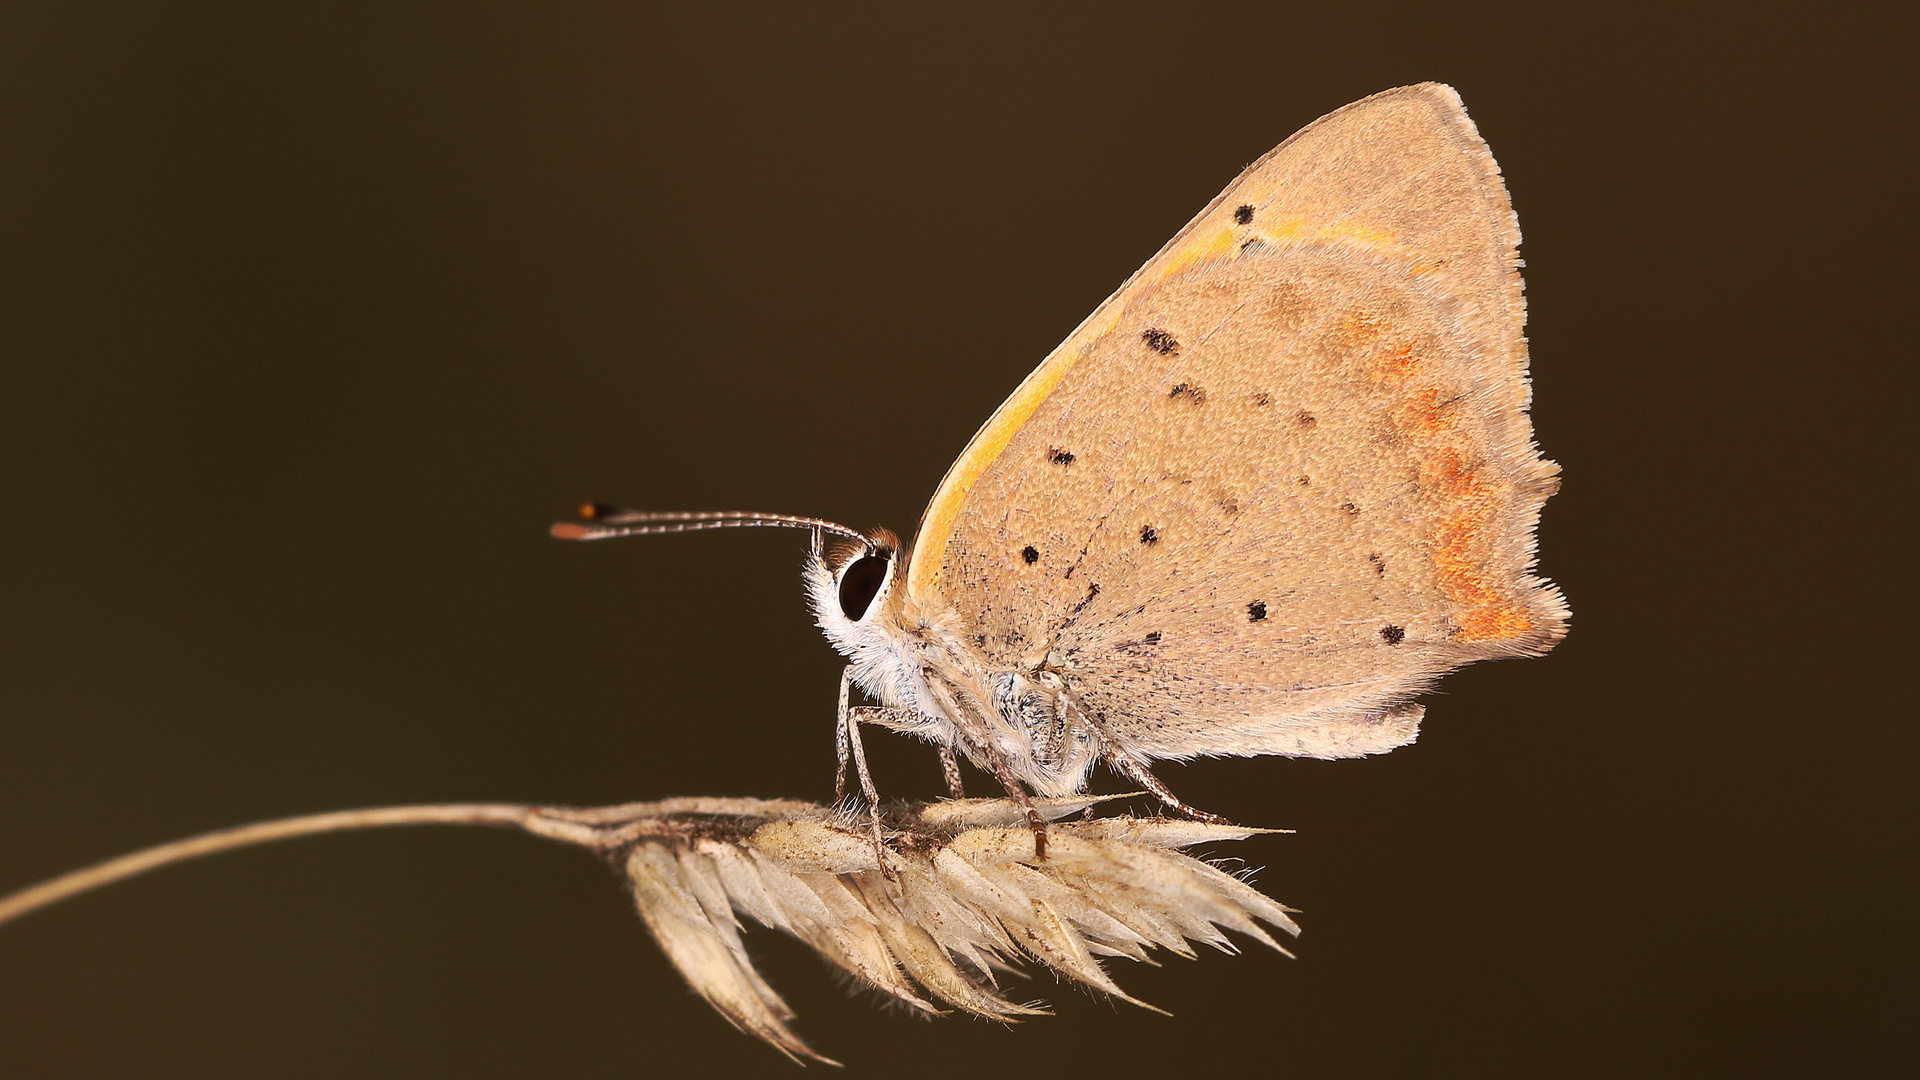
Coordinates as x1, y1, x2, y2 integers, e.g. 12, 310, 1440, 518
549, 504, 870, 544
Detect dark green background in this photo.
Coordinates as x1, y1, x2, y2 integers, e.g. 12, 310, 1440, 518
1, 3, 1907, 1077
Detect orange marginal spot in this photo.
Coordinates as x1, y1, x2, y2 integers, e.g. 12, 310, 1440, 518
1459, 602, 1536, 642
1369, 341, 1420, 384
1392, 388, 1455, 434
1431, 511, 1497, 604
1158, 225, 1238, 281
1423, 448, 1534, 643
1424, 447, 1478, 497
1341, 311, 1386, 345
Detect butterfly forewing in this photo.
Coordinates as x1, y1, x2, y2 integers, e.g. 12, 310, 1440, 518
914, 83, 1566, 760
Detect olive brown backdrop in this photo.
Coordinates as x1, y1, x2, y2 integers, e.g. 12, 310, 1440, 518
1, 3, 1907, 1077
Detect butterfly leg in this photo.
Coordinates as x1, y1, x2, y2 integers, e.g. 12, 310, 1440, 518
834, 666, 853, 804
1065, 698, 1230, 823
921, 672, 1048, 859
836, 667, 893, 876
1107, 754, 1229, 824
937, 745, 965, 800
979, 754, 1048, 861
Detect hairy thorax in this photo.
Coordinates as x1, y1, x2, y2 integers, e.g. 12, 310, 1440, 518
807, 546, 1098, 797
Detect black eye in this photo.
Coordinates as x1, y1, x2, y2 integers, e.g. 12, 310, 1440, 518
837, 555, 889, 620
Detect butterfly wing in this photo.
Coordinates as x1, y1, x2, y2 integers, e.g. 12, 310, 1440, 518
906, 83, 1567, 761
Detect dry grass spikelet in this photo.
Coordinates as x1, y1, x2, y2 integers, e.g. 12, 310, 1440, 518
593, 795, 1297, 1064
0, 793, 1297, 1066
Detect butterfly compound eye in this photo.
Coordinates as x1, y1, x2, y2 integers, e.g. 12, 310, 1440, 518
836, 555, 890, 621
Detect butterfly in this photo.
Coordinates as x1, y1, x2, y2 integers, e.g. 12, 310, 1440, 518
554, 84, 1568, 855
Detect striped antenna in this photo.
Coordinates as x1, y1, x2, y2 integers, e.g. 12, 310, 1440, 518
549, 504, 870, 544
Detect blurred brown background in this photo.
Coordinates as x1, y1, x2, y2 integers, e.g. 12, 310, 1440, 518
0, 3, 1907, 1077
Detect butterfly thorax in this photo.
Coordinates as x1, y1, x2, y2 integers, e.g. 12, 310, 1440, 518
806, 540, 1099, 797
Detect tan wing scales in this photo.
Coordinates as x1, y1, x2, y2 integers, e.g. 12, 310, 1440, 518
914, 83, 1566, 761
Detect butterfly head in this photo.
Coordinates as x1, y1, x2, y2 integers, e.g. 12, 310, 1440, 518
805, 526, 930, 709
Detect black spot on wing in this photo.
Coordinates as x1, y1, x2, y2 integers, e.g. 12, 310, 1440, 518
1297, 411, 1316, 426
1046, 447, 1075, 465
1381, 625, 1405, 645
1233, 204, 1255, 225
1368, 553, 1386, 576
1169, 382, 1206, 403
1139, 525, 1158, 545
1021, 545, 1039, 565
1119, 629, 1164, 660
1247, 600, 1267, 622
1070, 583, 1101, 617
1141, 327, 1180, 355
